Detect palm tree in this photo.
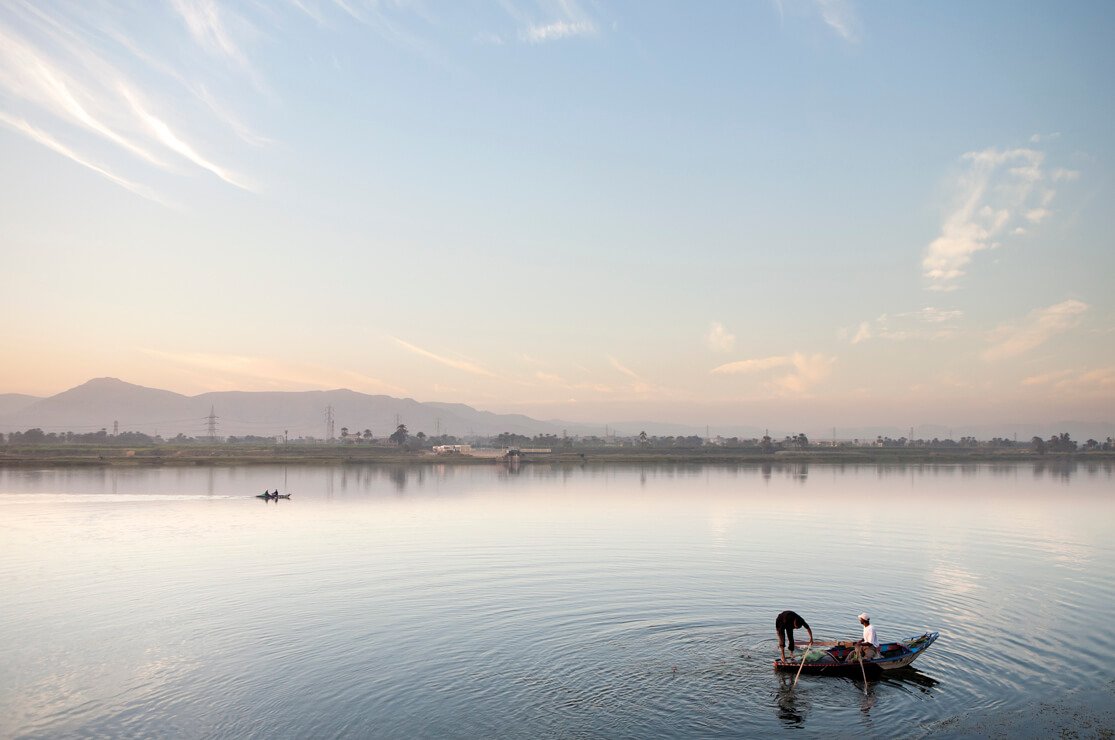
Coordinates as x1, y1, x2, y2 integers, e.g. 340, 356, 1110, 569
389, 424, 409, 446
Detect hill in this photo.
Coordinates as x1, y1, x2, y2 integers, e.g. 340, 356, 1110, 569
0, 378, 567, 439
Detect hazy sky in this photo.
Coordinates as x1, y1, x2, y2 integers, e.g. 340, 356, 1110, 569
1, 0, 1112, 427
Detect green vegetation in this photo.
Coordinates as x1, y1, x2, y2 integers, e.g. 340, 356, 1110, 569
0, 426, 1112, 468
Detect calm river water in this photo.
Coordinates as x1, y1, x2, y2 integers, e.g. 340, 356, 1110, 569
1, 462, 1112, 738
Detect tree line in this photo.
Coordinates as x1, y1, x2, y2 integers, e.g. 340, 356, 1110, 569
2, 427, 1111, 453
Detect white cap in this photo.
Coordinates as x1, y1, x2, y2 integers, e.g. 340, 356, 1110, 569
858, 613, 869, 621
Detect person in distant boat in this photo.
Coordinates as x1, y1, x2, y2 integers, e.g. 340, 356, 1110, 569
775, 610, 813, 661
855, 612, 879, 660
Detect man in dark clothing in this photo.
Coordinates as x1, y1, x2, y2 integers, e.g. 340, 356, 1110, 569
775, 610, 814, 661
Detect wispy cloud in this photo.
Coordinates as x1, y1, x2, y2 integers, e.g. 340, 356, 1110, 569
846, 307, 963, 344
142, 349, 405, 394
498, 0, 600, 44
522, 19, 596, 43
0, 111, 165, 204
392, 337, 499, 378
1021, 367, 1115, 395
0, 2, 265, 202
1020, 369, 1074, 387
776, 0, 861, 42
607, 356, 662, 395
711, 356, 793, 374
815, 0, 859, 42
325, 0, 442, 62
119, 84, 253, 190
983, 299, 1088, 361
711, 352, 836, 394
922, 146, 1069, 291
0, 23, 167, 168
706, 322, 737, 352
169, 0, 251, 70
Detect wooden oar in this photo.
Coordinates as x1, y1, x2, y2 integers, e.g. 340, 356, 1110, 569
856, 646, 868, 695
792, 643, 812, 686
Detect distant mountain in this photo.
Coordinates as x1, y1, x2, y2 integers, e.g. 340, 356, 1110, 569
0, 378, 1110, 443
0, 393, 41, 417
0, 378, 569, 439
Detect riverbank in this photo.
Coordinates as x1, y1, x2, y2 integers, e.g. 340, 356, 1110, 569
1, 444, 1112, 467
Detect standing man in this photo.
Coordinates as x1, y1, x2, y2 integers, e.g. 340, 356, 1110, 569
775, 610, 814, 661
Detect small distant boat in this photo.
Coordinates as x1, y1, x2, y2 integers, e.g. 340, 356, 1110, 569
255, 491, 292, 500
774, 632, 939, 675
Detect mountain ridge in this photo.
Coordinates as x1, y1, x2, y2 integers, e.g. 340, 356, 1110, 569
0, 378, 1110, 442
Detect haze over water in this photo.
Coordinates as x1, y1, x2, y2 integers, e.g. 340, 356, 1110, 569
1, 462, 1112, 738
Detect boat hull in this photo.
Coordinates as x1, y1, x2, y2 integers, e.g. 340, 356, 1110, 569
774, 632, 938, 675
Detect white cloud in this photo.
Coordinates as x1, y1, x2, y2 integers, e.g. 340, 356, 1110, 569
711, 356, 793, 374
711, 352, 836, 394
522, 19, 596, 43
772, 354, 836, 393
815, 0, 859, 42
922, 146, 1067, 290
498, 0, 600, 44
983, 299, 1088, 361
706, 322, 736, 352
919, 307, 963, 323
847, 307, 963, 344
1025, 207, 1051, 224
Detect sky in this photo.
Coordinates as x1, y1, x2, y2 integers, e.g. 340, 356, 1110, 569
1, 0, 1113, 429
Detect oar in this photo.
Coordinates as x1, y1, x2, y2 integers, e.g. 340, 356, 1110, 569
792, 643, 812, 686
856, 646, 868, 695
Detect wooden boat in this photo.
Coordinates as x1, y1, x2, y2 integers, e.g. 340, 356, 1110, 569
774, 632, 938, 675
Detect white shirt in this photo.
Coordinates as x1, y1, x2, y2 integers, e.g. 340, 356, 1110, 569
862, 623, 878, 647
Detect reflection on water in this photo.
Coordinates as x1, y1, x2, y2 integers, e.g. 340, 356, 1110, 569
775, 673, 809, 727
0, 462, 1111, 738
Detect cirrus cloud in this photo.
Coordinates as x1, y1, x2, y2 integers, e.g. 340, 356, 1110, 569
983, 299, 1088, 361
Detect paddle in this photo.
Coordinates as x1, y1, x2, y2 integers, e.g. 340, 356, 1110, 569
856, 646, 868, 695
792, 641, 813, 687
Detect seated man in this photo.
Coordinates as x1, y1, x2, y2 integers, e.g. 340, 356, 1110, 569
854, 612, 880, 660
775, 610, 813, 661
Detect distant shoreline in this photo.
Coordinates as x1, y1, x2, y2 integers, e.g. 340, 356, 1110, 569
1, 444, 1112, 468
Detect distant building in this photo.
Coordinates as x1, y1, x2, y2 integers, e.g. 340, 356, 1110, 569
433, 444, 472, 455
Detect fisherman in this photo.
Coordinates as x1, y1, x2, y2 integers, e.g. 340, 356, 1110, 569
855, 612, 879, 660
775, 610, 814, 661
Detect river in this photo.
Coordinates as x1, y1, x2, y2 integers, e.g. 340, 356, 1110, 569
1, 462, 1112, 738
